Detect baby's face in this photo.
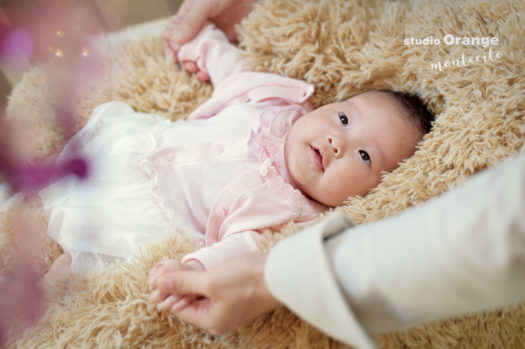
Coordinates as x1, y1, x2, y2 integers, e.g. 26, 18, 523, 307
284, 91, 423, 206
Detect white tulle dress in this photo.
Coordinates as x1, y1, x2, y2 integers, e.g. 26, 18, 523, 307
39, 102, 177, 273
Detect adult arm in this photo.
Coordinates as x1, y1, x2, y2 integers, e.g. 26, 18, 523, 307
152, 149, 525, 347
267, 147, 525, 347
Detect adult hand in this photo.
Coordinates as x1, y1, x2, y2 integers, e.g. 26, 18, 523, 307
149, 252, 281, 335
149, 259, 204, 311
162, 0, 257, 81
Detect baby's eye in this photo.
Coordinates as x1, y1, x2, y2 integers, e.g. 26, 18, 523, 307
338, 112, 348, 126
359, 150, 371, 166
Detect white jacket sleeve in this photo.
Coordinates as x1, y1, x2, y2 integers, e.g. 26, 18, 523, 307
265, 148, 525, 348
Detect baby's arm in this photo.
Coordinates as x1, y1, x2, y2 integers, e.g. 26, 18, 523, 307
149, 231, 266, 312
177, 22, 244, 88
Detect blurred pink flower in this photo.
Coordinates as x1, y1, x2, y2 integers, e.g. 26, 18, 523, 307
0, 213, 50, 345
0, 29, 33, 67
0, 260, 45, 336
0, 0, 108, 194
1, 0, 107, 63
0, 0, 110, 341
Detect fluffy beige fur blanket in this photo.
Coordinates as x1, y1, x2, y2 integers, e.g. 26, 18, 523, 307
2, 0, 524, 347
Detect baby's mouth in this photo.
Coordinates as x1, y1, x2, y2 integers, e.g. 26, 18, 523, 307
310, 145, 324, 172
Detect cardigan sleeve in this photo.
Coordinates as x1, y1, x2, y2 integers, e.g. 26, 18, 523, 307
177, 22, 244, 88
178, 25, 314, 121
265, 147, 525, 348
182, 230, 266, 270
182, 161, 324, 270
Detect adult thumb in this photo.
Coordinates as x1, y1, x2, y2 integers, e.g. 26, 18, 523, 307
158, 270, 208, 297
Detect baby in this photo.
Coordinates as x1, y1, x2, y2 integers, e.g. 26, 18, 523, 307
41, 23, 433, 288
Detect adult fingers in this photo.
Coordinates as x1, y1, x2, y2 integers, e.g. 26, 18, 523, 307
167, 0, 215, 50
157, 294, 198, 312
163, 40, 178, 64
221, 26, 238, 44
158, 270, 209, 298
157, 294, 181, 311
149, 289, 162, 303
148, 259, 183, 290
171, 295, 197, 313
171, 298, 218, 333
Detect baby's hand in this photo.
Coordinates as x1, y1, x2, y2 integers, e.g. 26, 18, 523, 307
148, 259, 204, 312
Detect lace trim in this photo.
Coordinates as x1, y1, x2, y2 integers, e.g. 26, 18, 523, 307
139, 157, 189, 235
258, 160, 326, 219
247, 105, 305, 183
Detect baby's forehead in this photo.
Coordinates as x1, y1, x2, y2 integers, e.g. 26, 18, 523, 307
345, 90, 395, 103
339, 91, 405, 115
342, 91, 420, 131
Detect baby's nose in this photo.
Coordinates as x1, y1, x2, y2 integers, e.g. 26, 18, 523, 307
326, 136, 343, 158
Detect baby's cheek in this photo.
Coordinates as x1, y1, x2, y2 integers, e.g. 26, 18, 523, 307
356, 172, 382, 197
317, 181, 348, 207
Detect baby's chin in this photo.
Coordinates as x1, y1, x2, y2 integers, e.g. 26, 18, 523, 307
313, 186, 376, 207
307, 192, 344, 207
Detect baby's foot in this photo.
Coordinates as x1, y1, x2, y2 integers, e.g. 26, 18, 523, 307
43, 253, 72, 286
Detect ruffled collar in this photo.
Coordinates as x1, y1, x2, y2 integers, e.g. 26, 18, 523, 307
247, 105, 305, 184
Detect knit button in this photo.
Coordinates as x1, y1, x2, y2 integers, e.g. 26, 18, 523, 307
260, 166, 269, 177
165, 151, 175, 161
212, 144, 224, 155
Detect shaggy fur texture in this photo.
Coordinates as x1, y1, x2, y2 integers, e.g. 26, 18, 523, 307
2, 0, 524, 347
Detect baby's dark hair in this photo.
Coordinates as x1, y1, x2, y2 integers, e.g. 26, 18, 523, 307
379, 90, 434, 134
